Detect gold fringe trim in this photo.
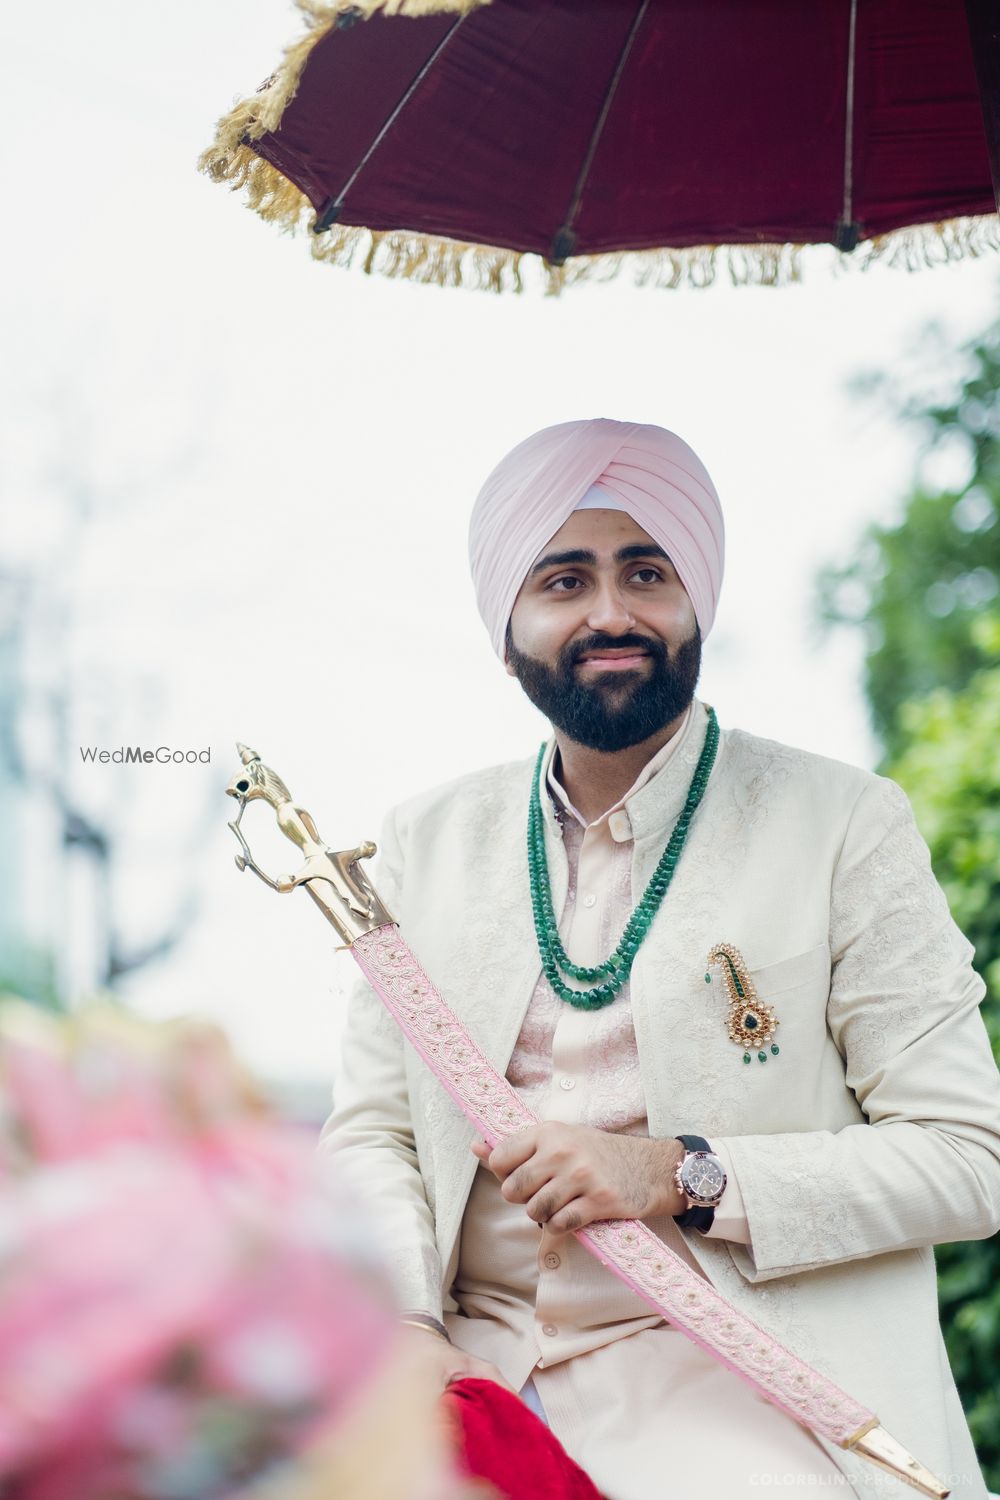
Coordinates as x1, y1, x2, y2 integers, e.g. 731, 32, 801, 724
299, 217, 998, 294
198, 0, 490, 217
198, 0, 999, 294
303, 225, 809, 292
851, 214, 1000, 271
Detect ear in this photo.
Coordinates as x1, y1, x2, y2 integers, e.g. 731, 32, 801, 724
503, 616, 517, 676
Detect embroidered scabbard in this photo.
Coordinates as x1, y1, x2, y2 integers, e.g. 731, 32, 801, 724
226, 744, 948, 1499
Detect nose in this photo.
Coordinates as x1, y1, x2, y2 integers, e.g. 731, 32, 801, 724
585, 578, 637, 635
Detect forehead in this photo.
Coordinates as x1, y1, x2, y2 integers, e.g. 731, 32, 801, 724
532, 507, 658, 563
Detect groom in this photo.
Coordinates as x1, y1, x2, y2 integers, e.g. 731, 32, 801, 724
321, 419, 1000, 1499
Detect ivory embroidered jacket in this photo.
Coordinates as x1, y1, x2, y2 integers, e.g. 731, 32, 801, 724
320, 700, 1000, 1498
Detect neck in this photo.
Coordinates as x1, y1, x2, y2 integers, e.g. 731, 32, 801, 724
553, 707, 690, 825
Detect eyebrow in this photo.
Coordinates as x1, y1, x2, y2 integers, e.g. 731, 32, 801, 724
529, 543, 671, 576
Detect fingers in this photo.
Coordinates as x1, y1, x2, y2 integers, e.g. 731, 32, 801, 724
518, 1178, 592, 1234
473, 1125, 540, 1179
500, 1158, 554, 1205
543, 1199, 588, 1236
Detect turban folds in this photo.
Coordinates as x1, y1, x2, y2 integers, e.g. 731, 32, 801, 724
468, 419, 725, 659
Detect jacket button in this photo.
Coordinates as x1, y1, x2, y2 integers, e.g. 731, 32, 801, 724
558, 1077, 576, 1091
541, 1323, 558, 1337
543, 1252, 561, 1270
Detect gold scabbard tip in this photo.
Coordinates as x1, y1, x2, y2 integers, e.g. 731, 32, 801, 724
846, 1422, 950, 1498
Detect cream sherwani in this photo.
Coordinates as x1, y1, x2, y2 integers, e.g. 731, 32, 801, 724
320, 701, 1000, 1499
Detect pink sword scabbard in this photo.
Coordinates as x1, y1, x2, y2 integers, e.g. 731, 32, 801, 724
352, 925, 946, 1498
352, 928, 860, 1434
224, 745, 949, 1499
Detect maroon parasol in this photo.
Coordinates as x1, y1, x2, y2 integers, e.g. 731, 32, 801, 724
201, 0, 1000, 292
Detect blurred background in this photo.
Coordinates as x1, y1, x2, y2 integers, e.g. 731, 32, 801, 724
1, 0, 999, 1484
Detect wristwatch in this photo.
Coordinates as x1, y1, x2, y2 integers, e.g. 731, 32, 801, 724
672, 1134, 727, 1232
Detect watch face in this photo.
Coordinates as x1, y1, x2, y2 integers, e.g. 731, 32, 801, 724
681, 1152, 726, 1205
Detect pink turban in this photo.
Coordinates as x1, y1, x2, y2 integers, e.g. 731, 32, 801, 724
468, 419, 725, 659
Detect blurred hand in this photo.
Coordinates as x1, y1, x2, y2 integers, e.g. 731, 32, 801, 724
401, 1325, 517, 1397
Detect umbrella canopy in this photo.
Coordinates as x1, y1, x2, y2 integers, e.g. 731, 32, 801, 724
201, 0, 1000, 292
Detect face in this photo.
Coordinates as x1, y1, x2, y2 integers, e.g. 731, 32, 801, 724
506, 509, 701, 753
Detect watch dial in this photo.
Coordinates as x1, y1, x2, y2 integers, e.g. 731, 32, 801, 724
684, 1155, 725, 1201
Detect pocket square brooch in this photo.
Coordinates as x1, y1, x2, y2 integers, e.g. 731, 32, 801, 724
705, 943, 780, 1064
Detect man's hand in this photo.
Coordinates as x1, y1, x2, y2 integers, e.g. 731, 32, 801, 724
470, 1123, 685, 1236
401, 1325, 517, 1397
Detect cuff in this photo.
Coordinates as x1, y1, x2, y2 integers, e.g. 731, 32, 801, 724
700, 1140, 751, 1244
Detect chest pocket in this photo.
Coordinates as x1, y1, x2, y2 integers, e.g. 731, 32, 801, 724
709, 941, 831, 1062
750, 942, 831, 1001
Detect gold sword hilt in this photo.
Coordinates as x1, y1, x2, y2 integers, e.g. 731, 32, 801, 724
225, 743, 395, 946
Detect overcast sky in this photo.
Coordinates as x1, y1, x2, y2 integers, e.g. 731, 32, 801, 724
2, 0, 996, 1091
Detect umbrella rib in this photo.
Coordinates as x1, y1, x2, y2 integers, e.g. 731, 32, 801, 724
313, 13, 469, 232
550, 0, 651, 265
835, 0, 860, 250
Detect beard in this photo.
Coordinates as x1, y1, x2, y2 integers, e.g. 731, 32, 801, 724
506, 622, 702, 754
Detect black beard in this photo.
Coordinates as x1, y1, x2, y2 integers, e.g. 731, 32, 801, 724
506, 623, 702, 753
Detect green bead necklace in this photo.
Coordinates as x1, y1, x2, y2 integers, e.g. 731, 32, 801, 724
527, 707, 720, 1010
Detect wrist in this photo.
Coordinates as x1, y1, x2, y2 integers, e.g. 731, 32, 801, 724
650, 1137, 686, 1217
400, 1313, 451, 1344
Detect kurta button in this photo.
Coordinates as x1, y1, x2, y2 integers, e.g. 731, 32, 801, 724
544, 1252, 561, 1270
558, 1077, 576, 1091
542, 1323, 558, 1337
582, 893, 597, 908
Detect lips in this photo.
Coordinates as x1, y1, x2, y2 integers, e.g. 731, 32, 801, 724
577, 650, 651, 671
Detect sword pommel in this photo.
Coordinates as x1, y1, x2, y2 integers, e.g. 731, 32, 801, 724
225, 742, 395, 945
843, 1421, 950, 1498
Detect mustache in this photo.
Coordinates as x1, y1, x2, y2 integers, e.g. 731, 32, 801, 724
562, 633, 668, 669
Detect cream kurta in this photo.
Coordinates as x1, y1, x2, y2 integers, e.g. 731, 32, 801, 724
453, 708, 746, 1376
320, 701, 1000, 1499
444, 708, 848, 1496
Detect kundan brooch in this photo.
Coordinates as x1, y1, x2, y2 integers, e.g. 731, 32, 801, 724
705, 943, 780, 1064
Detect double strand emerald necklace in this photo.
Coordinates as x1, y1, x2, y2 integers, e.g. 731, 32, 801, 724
527, 706, 720, 1010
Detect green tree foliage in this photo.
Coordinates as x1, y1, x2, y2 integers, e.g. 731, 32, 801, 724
820, 320, 1000, 762
890, 634, 1000, 1480
821, 316, 1000, 1487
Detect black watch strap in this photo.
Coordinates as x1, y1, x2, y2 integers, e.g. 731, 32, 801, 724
672, 1134, 717, 1232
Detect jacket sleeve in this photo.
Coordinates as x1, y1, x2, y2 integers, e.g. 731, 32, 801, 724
711, 774, 1000, 1283
317, 805, 444, 1319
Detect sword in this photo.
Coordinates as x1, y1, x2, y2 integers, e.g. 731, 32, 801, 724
226, 742, 948, 1499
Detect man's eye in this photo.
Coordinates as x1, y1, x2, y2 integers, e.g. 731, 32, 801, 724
631, 568, 663, 583
548, 575, 585, 592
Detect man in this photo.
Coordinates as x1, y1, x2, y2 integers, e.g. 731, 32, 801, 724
321, 419, 1000, 1499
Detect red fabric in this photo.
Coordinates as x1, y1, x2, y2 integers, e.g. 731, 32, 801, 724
441, 1378, 606, 1500
253, 0, 994, 253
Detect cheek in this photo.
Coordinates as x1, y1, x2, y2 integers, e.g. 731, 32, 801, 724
647, 585, 697, 639
676, 594, 698, 636
508, 599, 573, 662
